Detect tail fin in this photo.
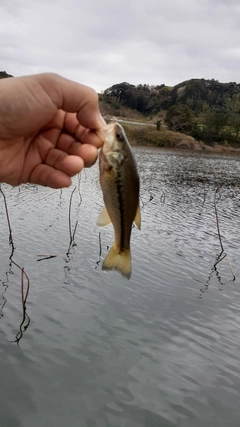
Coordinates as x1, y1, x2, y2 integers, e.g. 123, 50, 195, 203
102, 245, 131, 279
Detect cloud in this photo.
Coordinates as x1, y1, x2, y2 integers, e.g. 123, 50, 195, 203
0, 0, 240, 92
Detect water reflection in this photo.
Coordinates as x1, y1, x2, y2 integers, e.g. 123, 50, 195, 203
198, 256, 236, 299
0, 270, 9, 320
0, 258, 31, 344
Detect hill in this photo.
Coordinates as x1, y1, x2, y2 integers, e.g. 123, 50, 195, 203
0, 71, 13, 79
100, 79, 240, 146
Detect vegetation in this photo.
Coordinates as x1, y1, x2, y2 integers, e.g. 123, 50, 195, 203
124, 124, 200, 150
101, 79, 240, 147
0, 71, 13, 79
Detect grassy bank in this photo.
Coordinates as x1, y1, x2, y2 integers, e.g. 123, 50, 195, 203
123, 124, 240, 154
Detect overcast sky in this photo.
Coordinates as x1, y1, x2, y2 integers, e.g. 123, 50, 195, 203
1, 0, 240, 92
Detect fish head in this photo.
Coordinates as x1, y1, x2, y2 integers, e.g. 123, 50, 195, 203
102, 122, 128, 168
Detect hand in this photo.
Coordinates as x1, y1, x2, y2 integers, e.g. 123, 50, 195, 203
0, 73, 105, 188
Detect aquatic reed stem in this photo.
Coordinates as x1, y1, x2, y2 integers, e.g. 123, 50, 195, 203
95, 231, 102, 268
211, 186, 235, 283
0, 185, 30, 343
68, 175, 83, 245
226, 254, 235, 281
68, 186, 76, 243
214, 187, 224, 255
0, 186, 14, 248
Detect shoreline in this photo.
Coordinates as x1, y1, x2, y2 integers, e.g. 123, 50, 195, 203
132, 142, 240, 156
106, 118, 240, 156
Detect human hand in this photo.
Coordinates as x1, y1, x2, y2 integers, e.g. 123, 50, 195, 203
0, 73, 105, 188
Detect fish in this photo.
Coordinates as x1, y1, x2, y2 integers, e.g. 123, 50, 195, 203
97, 121, 141, 279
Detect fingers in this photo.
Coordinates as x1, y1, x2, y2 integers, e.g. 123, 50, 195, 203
36, 142, 98, 185
29, 150, 85, 188
63, 113, 103, 148
45, 148, 84, 175
56, 134, 98, 167
29, 164, 73, 188
35, 73, 106, 130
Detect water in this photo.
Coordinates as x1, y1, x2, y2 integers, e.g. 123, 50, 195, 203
1, 148, 240, 427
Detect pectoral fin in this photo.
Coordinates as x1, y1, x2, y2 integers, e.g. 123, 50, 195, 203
97, 206, 112, 227
134, 203, 141, 230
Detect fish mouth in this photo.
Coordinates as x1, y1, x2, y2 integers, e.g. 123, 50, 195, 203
95, 121, 121, 143
95, 127, 106, 143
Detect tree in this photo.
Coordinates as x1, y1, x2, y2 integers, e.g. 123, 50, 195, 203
165, 104, 195, 134
103, 82, 137, 110
202, 110, 229, 143
228, 113, 240, 138
0, 71, 13, 79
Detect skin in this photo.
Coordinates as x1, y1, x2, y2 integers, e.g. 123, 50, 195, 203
0, 73, 105, 188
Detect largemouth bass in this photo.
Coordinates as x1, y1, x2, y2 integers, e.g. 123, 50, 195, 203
97, 122, 141, 279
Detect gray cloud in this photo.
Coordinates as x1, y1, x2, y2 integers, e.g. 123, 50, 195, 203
0, 0, 240, 92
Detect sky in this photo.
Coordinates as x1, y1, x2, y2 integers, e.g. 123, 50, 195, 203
1, 0, 240, 93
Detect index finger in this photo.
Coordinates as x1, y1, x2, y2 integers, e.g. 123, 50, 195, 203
35, 73, 106, 130
64, 112, 104, 148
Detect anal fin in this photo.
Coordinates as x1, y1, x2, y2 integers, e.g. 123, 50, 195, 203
97, 206, 112, 227
134, 203, 141, 230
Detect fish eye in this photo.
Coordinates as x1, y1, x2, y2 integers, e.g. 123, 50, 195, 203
116, 132, 122, 140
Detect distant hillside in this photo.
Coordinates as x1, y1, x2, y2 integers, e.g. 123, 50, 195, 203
100, 79, 240, 146
0, 71, 13, 79
101, 79, 240, 115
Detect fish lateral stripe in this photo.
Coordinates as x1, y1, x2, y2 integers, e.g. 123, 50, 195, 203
115, 169, 126, 251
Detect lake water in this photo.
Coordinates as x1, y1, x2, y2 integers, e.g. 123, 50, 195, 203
1, 148, 240, 427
